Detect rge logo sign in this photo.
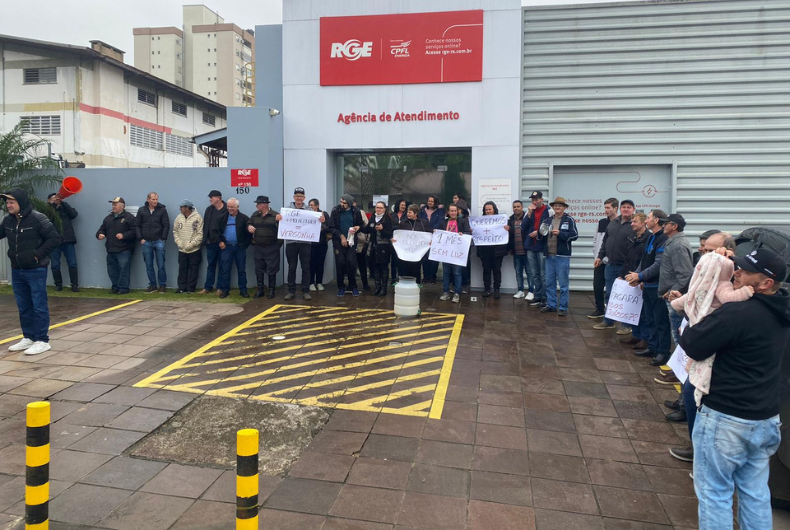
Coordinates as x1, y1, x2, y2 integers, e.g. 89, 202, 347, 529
330, 39, 373, 61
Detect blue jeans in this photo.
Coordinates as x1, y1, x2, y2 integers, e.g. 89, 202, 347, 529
682, 379, 697, 439
442, 264, 463, 294
666, 301, 684, 345
644, 285, 671, 355
142, 239, 167, 287
204, 243, 221, 290
50, 242, 77, 270
545, 255, 570, 311
526, 250, 545, 301
107, 250, 132, 292
513, 254, 528, 292
693, 406, 781, 530
218, 245, 248, 293
603, 263, 621, 325
12, 267, 50, 342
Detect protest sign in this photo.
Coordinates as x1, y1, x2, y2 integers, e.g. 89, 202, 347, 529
277, 208, 322, 243
604, 279, 644, 326
373, 195, 389, 208
392, 230, 433, 262
468, 215, 508, 246
667, 320, 690, 383
429, 230, 473, 267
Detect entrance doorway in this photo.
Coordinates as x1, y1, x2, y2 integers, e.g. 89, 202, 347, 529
336, 151, 471, 213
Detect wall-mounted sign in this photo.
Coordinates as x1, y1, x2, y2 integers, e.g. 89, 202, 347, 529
320, 10, 483, 86
337, 111, 460, 125
231, 169, 259, 187
477, 179, 512, 215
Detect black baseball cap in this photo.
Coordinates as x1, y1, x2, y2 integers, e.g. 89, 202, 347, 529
254, 195, 270, 204
664, 213, 686, 231
293, 187, 305, 195
530, 191, 543, 199
208, 190, 222, 198
620, 199, 635, 208
734, 248, 787, 282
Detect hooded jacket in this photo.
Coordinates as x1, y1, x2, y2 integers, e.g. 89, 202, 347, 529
53, 201, 78, 244
1, 188, 60, 269
681, 288, 790, 420
136, 202, 170, 242
173, 210, 203, 254
658, 232, 693, 296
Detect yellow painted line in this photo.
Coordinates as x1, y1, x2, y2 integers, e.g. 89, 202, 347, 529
134, 305, 282, 389
290, 369, 442, 405
231, 313, 400, 338
400, 400, 433, 413
352, 384, 437, 407
429, 314, 465, 419
0, 299, 143, 345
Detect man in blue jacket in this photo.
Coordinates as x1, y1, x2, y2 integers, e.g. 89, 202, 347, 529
540, 197, 578, 316
525, 191, 552, 308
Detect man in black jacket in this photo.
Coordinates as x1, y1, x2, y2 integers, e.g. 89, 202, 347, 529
1, 188, 61, 356
329, 194, 364, 297
681, 248, 789, 529
200, 190, 228, 294
47, 192, 79, 292
96, 197, 136, 294
247, 195, 281, 299
217, 198, 251, 298
594, 198, 636, 330
136, 191, 170, 294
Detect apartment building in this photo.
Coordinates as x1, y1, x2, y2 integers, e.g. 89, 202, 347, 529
0, 34, 227, 168
133, 27, 185, 87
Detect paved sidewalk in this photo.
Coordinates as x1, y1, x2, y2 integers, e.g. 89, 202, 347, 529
0, 290, 787, 529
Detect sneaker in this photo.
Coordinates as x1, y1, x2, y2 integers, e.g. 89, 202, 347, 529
158, 286, 166, 294
23, 341, 51, 356
352, 288, 360, 297
284, 292, 296, 300
616, 328, 632, 336
452, 293, 460, 303
461, 286, 469, 294
540, 306, 556, 313
8, 338, 34, 352
303, 292, 312, 300
145, 285, 157, 293
593, 322, 615, 330
525, 292, 535, 301
654, 372, 680, 385
690, 472, 694, 480
317, 284, 324, 291
440, 292, 451, 301
669, 446, 694, 462
587, 309, 605, 319
528, 300, 543, 307
558, 310, 567, 317
309, 284, 316, 291
337, 288, 346, 297
513, 291, 525, 299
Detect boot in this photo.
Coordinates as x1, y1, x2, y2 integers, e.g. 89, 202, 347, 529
373, 278, 382, 296
52, 269, 63, 291
267, 275, 277, 299
252, 275, 266, 298
378, 271, 388, 297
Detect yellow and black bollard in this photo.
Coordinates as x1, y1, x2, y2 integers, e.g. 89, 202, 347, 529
236, 429, 259, 530
26, 401, 50, 530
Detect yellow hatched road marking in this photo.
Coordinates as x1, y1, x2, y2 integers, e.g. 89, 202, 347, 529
429, 314, 465, 419
351, 384, 437, 407
284, 369, 442, 405
231, 313, 401, 339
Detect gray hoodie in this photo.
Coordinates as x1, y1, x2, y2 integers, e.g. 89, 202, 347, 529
658, 232, 693, 296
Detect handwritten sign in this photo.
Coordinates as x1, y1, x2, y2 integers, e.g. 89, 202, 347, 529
667, 320, 690, 383
429, 230, 473, 267
604, 279, 643, 326
277, 208, 322, 243
468, 215, 508, 246
392, 230, 432, 262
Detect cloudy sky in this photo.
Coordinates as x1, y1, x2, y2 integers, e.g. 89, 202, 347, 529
0, 0, 639, 65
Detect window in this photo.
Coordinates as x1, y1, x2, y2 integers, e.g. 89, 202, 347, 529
236, 93, 240, 100
176, 39, 181, 45
151, 51, 154, 55
157, 36, 160, 40
235, 50, 240, 57
130, 124, 163, 150
207, 48, 210, 52
202, 112, 215, 126
157, 51, 160, 54
157, 65, 161, 69
20, 115, 61, 135
166, 133, 193, 157
151, 37, 154, 41
207, 63, 211, 67
24, 68, 57, 84
176, 53, 181, 59
207, 77, 211, 81
214, 77, 216, 81
172, 101, 187, 117
138, 88, 157, 106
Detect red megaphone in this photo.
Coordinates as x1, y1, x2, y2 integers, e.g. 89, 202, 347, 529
57, 177, 83, 199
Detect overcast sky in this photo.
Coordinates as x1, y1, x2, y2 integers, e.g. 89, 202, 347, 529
0, 0, 639, 65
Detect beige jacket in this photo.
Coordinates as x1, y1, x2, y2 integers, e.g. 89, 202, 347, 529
173, 211, 203, 254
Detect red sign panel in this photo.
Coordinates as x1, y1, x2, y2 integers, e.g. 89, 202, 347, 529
231, 169, 259, 187
320, 10, 483, 87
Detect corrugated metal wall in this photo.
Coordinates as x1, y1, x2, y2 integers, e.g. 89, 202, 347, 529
521, 0, 790, 289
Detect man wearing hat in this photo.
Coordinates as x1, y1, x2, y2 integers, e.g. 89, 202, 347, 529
329, 194, 365, 296
199, 190, 228, 294
247, 195, 281, 299
96, 197, 137, 294
525, 190, 552, 307
1, 188, 61, 356
47, 191, 80, 292
658, 213, 693, 349
680, 247, 789, 529
540, 197, 578, 316
173, 200, 203, 293
594, 198, 636, 329
275, 187, 324, 300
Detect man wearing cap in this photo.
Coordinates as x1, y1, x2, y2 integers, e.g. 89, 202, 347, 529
659, 213, 693, 348
275, 187, 323, 300
540, 197, 578, 316
525, 191, 552, 307
47, 191, 80, 292
136, 191, 170, 294
594, 198, 636, 329
96, 197, 137, 294
680, 247, 789, 529
199, 190, 228, 294
329, 194, 365, 297
217, 198, 250, 298
173, 200, 203, 294
1, 188, 61, 356
247, 195, 281, 299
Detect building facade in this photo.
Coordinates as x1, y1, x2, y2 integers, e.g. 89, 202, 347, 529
0, 35, 227, 168
132, 27, 185, 87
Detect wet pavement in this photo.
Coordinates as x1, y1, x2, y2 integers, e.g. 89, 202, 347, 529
0, 287, 788, 529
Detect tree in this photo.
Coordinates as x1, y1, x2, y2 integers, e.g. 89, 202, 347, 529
0, 125, 63, 215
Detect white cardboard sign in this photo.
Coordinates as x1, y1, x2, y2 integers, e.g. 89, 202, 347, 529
604, 279, 644, 326
468, 215, 508, 246
392, 230, 432, 262
667, 319, 690, 383
277, 207, 322, 243
429, 230, 473, 267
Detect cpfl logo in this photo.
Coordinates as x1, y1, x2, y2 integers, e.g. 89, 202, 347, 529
330, 39, 373, 61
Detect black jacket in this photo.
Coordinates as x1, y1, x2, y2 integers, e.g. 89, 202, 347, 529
399, 217, 429, 232
619, 230, 649, 278
329, 206, 365, 247
597, 216, 636, 266
247, 209, 280, 247
220, 212, 251, 250
313, 210, 331, 246
203, 202, 229, 245
363, 214, 394, 264
0, 188, 60, 269
53, 201, 78, 244
681, 288, 790, 420
637, 229, 668, 287
96, 210, 137, 253
136, 202, 170, 242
